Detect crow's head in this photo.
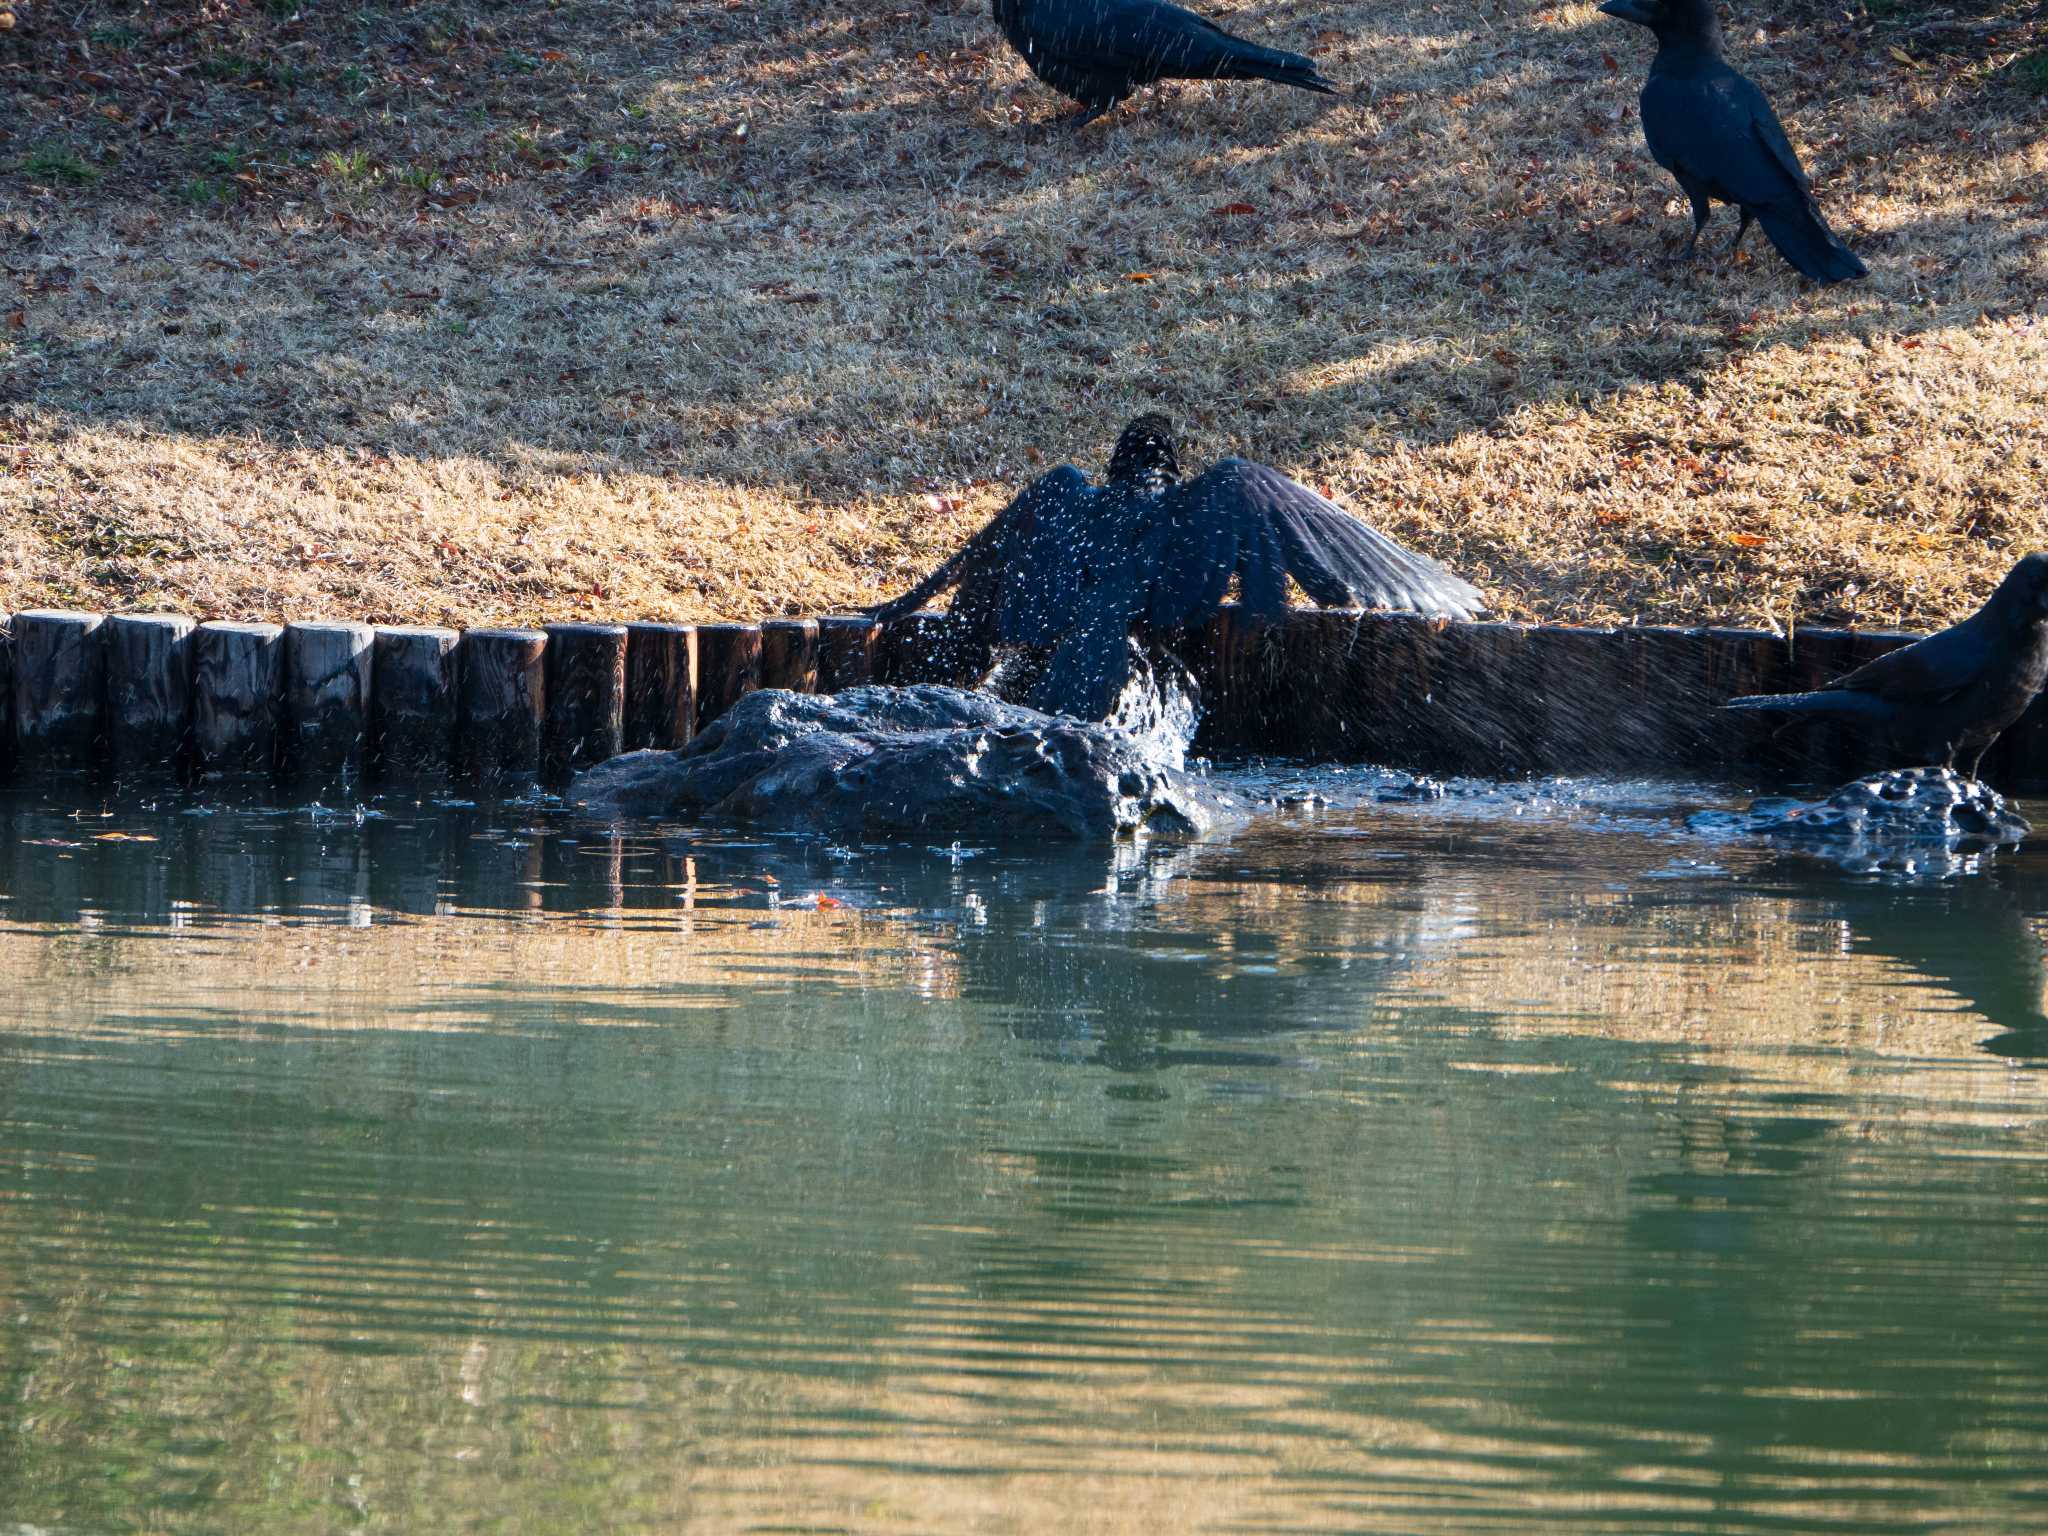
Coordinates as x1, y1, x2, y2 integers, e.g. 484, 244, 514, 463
1106, 413, 1181, 495
1993, 553, 2048, 621
1599, 0, 1721, 46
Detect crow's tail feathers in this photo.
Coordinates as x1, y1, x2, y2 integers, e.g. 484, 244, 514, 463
1756, 202, 1867, 285
1213, 41, 1339, 94
1723, 688, 1886, 720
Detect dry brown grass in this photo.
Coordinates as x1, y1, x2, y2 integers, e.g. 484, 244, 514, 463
2, 0, 2045, 630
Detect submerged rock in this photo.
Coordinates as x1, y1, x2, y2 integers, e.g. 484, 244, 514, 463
1688, 766, 2030, 874
568, 685, 1242, 841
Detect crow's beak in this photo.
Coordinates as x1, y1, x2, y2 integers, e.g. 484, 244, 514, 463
1599, 0, 1660, 22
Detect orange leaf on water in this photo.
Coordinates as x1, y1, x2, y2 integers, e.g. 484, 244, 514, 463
815, 893, 844, 908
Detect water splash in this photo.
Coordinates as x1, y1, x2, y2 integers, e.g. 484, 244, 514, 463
1102, 642, 1201, 769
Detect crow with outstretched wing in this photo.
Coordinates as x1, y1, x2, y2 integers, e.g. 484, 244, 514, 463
872, 415, 1484, 719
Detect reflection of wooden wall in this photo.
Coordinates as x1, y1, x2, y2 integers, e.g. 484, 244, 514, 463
5, 604, 2040, 794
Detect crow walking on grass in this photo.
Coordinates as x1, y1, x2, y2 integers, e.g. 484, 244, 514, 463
1599, 0, 1866, 283
993, 0, 1338, 126
1724, 555, 2048, 777
871, 415, 1484, 720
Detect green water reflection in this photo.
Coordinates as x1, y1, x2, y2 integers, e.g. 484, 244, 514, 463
2, 788, 2048, 1533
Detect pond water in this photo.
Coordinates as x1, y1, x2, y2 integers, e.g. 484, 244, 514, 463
3, 776, 2048, 1534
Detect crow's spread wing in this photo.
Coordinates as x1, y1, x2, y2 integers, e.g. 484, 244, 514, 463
869, 465, 1096, 642
1143, 459, 1484, 630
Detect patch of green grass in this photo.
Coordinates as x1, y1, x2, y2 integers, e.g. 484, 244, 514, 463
316, 149, 376, 185
337, 64, 371, 93
180, 177, 237, 207
201, 52, 261, 82
396, 162, 438, 192
21, 146, 98, 186
499, 50, 540, 73
200, 50, 303, 88
88, 25, 144, 50
206, 146, 251, 174
2012, 49, 2048, 95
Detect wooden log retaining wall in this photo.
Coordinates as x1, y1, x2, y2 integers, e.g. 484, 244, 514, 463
1, 605, 2041, 796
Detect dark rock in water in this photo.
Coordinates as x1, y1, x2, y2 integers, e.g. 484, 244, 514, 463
1689, 766, 2029, 875
1377, 777, 1449, 803
567, 684, 1241, 841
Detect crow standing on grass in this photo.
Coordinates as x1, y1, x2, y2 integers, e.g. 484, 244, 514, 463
993, 0, 1338, 125
870, 415, 1485, 720
1724, 555, 2048, 777
1599, 0, 1867, 283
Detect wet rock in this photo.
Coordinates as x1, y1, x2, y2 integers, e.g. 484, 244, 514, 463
567, 684, 1242, 841
1376, 777, 1449, 803
1688, 766, 2029, 873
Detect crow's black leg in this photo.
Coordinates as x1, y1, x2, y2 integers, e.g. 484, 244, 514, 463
1731, 207, 1755, 259
1680, 193, 1712, 261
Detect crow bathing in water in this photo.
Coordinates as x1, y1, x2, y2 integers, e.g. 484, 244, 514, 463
1599, 0, 1866, 283
871, 415, 1485, 720
1725, 555, 2048, 777
993, 0, 1337, 125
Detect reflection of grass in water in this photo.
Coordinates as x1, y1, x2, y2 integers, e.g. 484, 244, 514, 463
0, 0, 2042, 632
3, 814, 2047, 1529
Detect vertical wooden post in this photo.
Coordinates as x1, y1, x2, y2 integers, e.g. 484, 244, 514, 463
875, 609, 984, 687
816, 616, 877, 692
370, 626, 460, 785
0, 622, 12, 784
1267, 608, 1362, 758
458, 627, 548, 790
192, 620, 285, 778
694, 622, 762, 732
624, 622, 697, 750
1700, 626, 1789, 778
543, 622, 627, 781
1342, 612, 1446, 770
1433, 619, 1538, 776
1526, 624, 1625, 773
104, 613, 196, 781
1775, 626, 1867, 782
1185, 604, 1273, 753
9, 610, 106, 778
759, 618, 820, 693
1611, 625, 1712, 772
285, 621, 375, 791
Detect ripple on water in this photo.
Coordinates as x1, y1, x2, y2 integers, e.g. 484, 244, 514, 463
2, 785, 2048, 1531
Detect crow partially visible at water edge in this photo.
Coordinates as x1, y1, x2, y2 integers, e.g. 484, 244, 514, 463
870, 415, 1485, 720
1725, 555, 2048, 777
993, 0, 1338, 126
1599, 0, 1866, 284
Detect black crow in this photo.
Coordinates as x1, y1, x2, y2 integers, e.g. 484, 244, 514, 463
993, 0, 1337, 126
872, 414, 1484, 719
1599, 0, 1866, 283
1725, 554, 2048, 777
